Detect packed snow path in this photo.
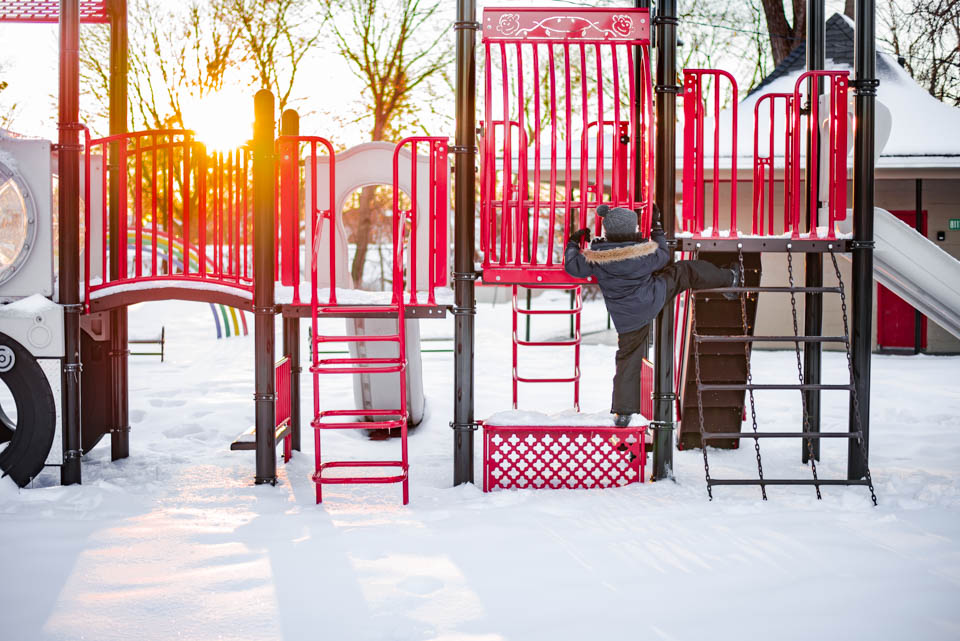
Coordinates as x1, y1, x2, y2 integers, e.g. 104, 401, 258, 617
2, 294, 959, 640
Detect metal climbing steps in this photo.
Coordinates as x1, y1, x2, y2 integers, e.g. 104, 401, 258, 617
686, 248, 877, 503
310, 299, 410, 504
511, 285, 582, 410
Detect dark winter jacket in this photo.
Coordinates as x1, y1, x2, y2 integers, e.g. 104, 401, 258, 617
563, 230, 670, 333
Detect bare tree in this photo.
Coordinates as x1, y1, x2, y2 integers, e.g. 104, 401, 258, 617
323, 0, 450, 285
881, 0, 960, 106
227, 0, 323, 115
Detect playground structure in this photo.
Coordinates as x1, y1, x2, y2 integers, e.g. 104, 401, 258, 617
5, 0, 959, 502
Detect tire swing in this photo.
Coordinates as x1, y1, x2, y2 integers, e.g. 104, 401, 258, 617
0, 333, 57, 487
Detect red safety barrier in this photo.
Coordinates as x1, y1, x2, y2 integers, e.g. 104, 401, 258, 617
640, 357, 653, 420
682, 69, 738, 237
483, 424, 645, 491
393, 137, 448, 306
752, 93, 795, 236
275, 356, 292, 463
84, 130, 254, 308
275, 136, 336, 306
789, 71, 849, 239
480, 7, 653, 285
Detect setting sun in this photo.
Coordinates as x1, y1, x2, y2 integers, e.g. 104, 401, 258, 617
179, 88, 253, 152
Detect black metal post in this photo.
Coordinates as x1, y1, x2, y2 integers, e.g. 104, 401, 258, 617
803, 0, 825, 463
58, 0, 82, 485
253, 90, 277, 485
652, 0, 677, 481
108, 0, 130, 461
849, 0, 876, 481
914, 178, 923, 354
452, 0, 477, 486
281, 108, 301, 453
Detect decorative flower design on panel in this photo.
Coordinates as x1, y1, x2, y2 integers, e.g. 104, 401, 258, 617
497, 13, 520, 36
611, 15, 633, 37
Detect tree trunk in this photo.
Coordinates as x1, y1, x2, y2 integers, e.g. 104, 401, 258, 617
761, 0, 806, 66
350, 184, 378, 286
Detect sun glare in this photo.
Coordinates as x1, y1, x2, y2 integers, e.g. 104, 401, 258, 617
180, 89, 254, 152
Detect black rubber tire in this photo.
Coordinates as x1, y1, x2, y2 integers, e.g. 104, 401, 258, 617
0, 333, 57, 487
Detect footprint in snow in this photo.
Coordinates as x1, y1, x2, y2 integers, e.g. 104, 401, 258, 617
162, 423, 204, 438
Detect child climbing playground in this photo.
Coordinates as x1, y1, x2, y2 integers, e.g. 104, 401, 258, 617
564, 204, 738, 427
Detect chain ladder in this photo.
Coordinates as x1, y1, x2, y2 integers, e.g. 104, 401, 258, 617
691, 250, 713, 499
738, 250, 767, 499
829, 250, 878, 506
787, 248, 822, 499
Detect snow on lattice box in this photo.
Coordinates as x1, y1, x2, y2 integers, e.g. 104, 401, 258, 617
482, 422, 646, 492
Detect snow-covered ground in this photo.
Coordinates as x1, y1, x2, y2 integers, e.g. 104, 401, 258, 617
2, 291, 959, 640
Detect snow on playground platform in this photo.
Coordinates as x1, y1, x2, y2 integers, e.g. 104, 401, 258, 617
2, 293, 960, 640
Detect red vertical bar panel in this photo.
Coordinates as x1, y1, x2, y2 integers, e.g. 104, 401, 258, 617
564, 44, 572, 244
783, 97, 791, 235
280, 139, 293, 286
695, 77, 705, 234
546, 44, 558, 265
682, 73, 695, 233
611, 44, 621, 206
83, 132, 91, 305
166, 138, 174, 274
119, 138, 128, 279
482, 42, 493, 265
243, 150, 249, 282
327, 141, 337, 304
291, 141, 299, 294
499, 43, 511, 267
642, 48, 654, 233
228, 150, 235, 278
134, 135, 142, 278
515, 42, 527, 265
578, 43, 588, 231
183, 136, 191, 275
752, 98, 761, 235
627, 47, 636, 212
835, 76, 848, 227
151, 134, 158, 276
594, 44, 604, 209
768, 97, 775, 235
410, 139, 419, 301
532, 43, 541, 265
728, 74, 738, 235
712, 76, 720, 236
434, 141, 448, 295
826, 77, 836, 239
427, 140, 436, 304
809, 75, 820, 239
310, 141, 317, 307
198, 149, 206, 277
791, 80, 803, 238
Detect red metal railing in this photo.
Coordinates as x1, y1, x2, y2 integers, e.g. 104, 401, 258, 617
276, 136, 336, 306
275, 356, 292, 464
480, 7, 653, 284
483, 424, 645, 491
0, 0, 108, 23
682, 69, 738, 236
84, 129, 254, 308
789, 71, 849, 239
393, 137, 448, 306
752, 93, 795, 235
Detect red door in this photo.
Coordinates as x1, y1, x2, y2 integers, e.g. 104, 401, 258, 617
877, 210, 927, 351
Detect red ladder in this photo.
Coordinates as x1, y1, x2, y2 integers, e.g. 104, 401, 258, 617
512, 285, 582, 410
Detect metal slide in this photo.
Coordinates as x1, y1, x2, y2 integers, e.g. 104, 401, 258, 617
839, 207, 960, 340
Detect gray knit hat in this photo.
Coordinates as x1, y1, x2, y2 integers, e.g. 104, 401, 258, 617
597, 204, 638, 239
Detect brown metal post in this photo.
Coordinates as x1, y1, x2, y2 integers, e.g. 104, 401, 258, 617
281, 108, 301, 452
452, 0, 478, 485
652, 0, 678, 481
253, 90, 277, 484
58, 0, 82, 485
108, 0, 130, 461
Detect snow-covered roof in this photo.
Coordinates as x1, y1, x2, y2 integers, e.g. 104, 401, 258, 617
680, 13, 960, 171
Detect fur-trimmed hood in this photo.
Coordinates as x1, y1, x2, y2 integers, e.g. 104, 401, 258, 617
583, 240, 660, 265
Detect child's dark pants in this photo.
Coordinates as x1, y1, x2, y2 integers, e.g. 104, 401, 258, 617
611, 260, 732, 415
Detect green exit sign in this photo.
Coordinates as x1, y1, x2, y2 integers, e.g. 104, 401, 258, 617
950, 219, 960, 231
